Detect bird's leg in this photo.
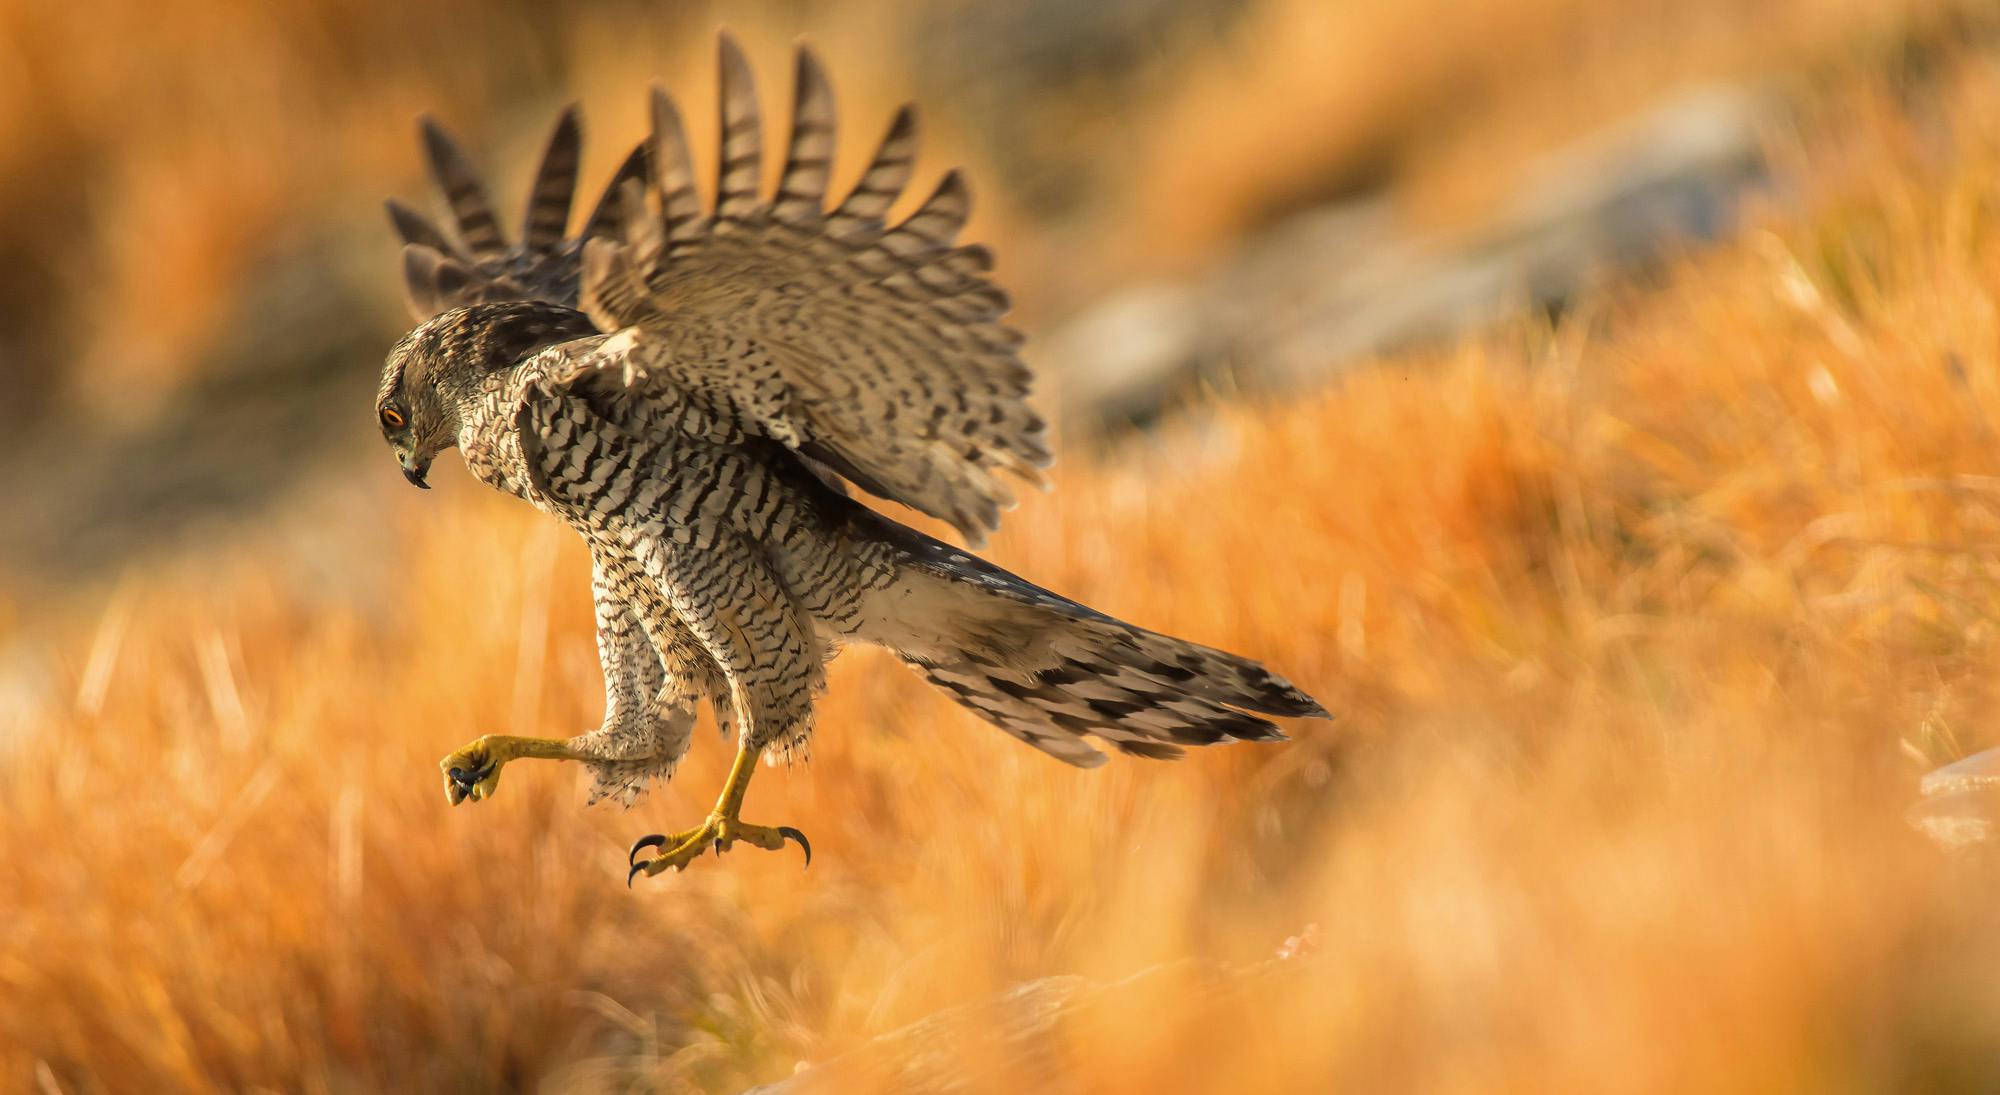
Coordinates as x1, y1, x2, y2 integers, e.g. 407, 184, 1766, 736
439, 733, 590, 805
627, 739, 810, 883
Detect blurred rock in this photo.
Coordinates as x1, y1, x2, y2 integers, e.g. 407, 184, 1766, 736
1048, 86, 1774, 430
1920, 747, 2000, 797
1912, 747, 2000, 849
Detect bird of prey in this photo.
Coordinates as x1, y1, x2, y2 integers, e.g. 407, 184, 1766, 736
376, 36, 1328, 882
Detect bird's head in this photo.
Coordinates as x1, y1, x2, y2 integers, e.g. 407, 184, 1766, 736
376, 301, 596, 488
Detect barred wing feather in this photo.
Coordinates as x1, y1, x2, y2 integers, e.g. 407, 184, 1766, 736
567, 37, 1050, 544
389, 107, 648, 319
385, 36, 1051, 543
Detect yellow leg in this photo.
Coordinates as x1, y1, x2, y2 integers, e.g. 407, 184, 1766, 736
439, 733, 588, 805
627, 740, 809, 883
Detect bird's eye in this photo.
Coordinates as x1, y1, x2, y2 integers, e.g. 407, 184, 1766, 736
381, 406, 406, 429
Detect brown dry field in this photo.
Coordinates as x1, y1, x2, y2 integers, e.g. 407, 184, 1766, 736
10, 1, 2000, 1092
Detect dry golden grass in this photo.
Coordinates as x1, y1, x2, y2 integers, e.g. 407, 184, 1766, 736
19, 4, 2000, 1092
12, 40, 2000, 1091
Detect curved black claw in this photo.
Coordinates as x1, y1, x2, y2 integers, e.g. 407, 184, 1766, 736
447, 761, 491, 796
627, 860, 647, 889
778, 826, 812, 868
627, 833, 667, 869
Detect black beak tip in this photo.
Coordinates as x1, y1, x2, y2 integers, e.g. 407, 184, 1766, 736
402, 466, 430, 489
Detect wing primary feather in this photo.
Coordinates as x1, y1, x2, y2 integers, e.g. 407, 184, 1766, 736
828, 105, 917, 238
405, 243, 474, 310
797, 440, 909, 507
385, 198, 460, 257
773, 47, 836, 223
881, 168, 970, 258
579, 239, 655, 330
714, 33, 764, 221
521, 106, 582, 252
944, 244, 994, 274
615, 178, 664, 269
399, 243, 445, 320
580, 142, 650, 241
649, 88, 706, 242
418, 116, 507, 259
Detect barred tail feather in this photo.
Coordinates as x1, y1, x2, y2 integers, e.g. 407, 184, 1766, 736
867, 515, 1328, 767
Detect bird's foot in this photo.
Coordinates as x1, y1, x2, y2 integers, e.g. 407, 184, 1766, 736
440, 735, 515, 804
439, 734, 591, 805
627, 814, 810, 883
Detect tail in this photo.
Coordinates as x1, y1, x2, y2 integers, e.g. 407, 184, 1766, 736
859, 514, 1330, 768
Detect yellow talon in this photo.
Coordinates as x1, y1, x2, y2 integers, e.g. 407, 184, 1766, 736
627, 815, 809, 882
626, 741, 810, 884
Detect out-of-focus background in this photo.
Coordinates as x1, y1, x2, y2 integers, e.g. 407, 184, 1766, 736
9, 0, 2000, 1089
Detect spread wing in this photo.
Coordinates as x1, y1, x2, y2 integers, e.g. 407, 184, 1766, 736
559, 37, 1050, 545
387, 106, 649, 320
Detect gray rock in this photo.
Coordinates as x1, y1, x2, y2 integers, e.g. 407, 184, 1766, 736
1047, 85, 1775, 430
1911, 747, 2000, 849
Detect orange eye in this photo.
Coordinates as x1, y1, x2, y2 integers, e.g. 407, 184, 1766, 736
381, 406, 406, 429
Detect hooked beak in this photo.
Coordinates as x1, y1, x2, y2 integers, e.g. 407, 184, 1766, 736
398, 452, 432, 490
